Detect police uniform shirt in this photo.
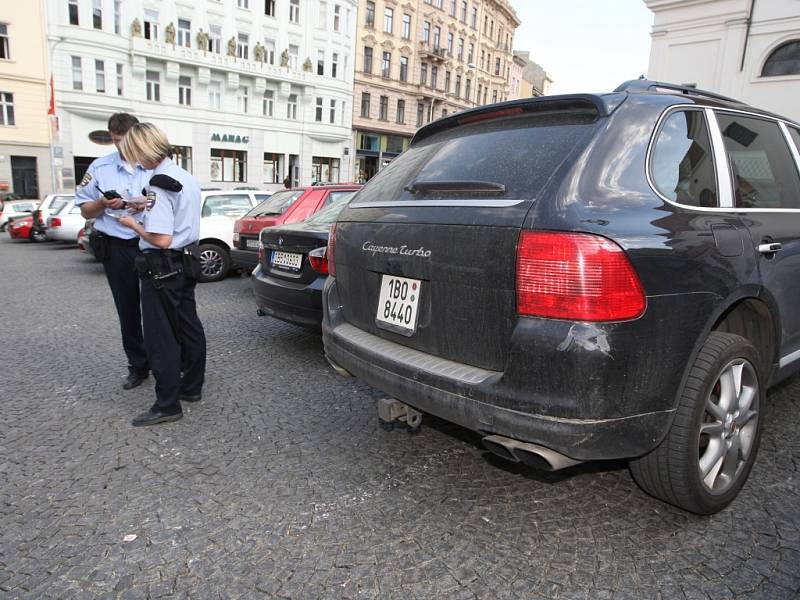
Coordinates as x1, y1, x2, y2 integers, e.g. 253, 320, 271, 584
74, 151, 152, 240
140, 158, 201, 251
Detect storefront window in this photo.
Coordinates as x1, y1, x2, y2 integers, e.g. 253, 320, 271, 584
210, 149, 247, 182
172, 146, 192, 173
263, 152, 283, 184
312, 157, 340, 183
359, 134, 380, 151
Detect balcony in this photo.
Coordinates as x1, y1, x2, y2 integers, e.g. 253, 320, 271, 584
418, 42, 449, 62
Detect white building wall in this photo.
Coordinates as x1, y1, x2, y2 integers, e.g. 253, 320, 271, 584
47, 0, 358, 191
645, 0, 800, 122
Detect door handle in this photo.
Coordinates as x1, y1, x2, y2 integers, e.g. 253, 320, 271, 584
757, 242, 782, 254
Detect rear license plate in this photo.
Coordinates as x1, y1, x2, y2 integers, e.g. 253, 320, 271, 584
271, 250, 303, 270
245, 238, 260, 250
375, 274, 421, 334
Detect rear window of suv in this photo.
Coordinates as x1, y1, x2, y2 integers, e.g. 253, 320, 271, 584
351, 113, 599, 204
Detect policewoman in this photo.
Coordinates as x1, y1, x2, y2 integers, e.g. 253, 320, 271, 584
75, 113, 151, 390
117, 123, 207, 427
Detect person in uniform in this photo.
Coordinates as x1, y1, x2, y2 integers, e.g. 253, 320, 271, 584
117, 123, 207, 426
75, 113, 152, 390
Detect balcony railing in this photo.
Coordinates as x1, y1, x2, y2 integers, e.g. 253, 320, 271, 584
418, 42, 449, 61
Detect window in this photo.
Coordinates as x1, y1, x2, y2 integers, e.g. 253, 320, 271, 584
416, 102, 424, 127
431, 65, 438, 88
95, 60, 105, 93
402, 14, 411, 40
718, 113, 800, 209
444, 71, 450, 93
287, 93, 297, 119
449, 0, 456, 16
289, 44, 299, 69
329, 99, 336, 123
477, 83, 482, 102
237, 0, 249, 8
442, 108, 447, 118
334, 5, 341, 31
433, 26, 441, 49
264, 39, 276, 64
317, 49, 325, 75
69, 0, 79, 25
423, 21, 430, 43
92, 0, 102, 29
265, 0, 275, 16
177, 19, 191, 47
399, 56, 408, 82
237, 33, 249, 60
381, 52, 391, 78
332, 52, 338, 78
146, 70, 160, 101
471, 6, 477, 28
315, 97, 323, 122
360, 134, 379, 151
396, 99, 405, 124
468, 43, 474, 64
263, 153, 282, 183
144, 10, 159, 41
454, 75, 461, 97
434, 0, 442, 9
116, 63, 123, 95
420, 62, 428, 85
172, 146, 192, 173
495, 57, 501, 75
492, 89, 497, 103
0, 24, 7, 60
379, 95, 388, 120
114, 0, 121, 33
209, 152, 247, 183
762, 41, 800, 77
71, 56, 82, 90
360, 92, 370, 117
178, 75, 191, 105
365, 1, 375, 27
318, 1, 327, 28
447, 33, 453, 54
384, 8, 393, 34
0, 92, 14, 126
363, 46, 373, 73
262, 90, 274, 116
289, 0, 300, 23
312, 157, 340, 184
209, 25, 222, 53
465, 78, 471, 100
457, 38, 464, 61
237, 86, 249, 112
790, 128, 800, 154
650, 110, 717, 207
461, 1, 467, 22
208, 81, 221, 109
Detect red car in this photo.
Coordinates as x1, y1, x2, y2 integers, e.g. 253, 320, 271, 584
7, 215, 46, 242
231, 184, 361, 272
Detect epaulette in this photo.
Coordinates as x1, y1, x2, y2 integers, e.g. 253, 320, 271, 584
150, 174, 183, 192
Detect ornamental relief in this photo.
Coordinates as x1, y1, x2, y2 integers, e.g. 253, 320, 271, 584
381, 39, 396, 50
362, 34, 378, 45
399, 45, 412, 54
401, 2, 415, 12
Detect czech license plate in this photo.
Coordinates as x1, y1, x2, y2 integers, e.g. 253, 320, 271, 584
375, 274, 421, 334
246, 238, 260, 250
271, 250, 303, 270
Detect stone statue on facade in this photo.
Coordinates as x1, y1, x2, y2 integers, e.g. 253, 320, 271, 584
303, 57, 312, 72
227, 37, 237, 57
254, 42, 265, 63
165, 22, 176, 45
131, 18, 142, 38
280, 49, 290, 68
197, 29, 209, 52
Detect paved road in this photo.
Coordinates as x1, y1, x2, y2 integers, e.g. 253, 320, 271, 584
0, 236, 798, 599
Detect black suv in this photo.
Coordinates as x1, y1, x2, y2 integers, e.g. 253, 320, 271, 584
322, 80, 800, 514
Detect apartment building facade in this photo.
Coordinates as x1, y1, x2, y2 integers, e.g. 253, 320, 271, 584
48, 0, 357, 192
352, 0, 519, 181
0, 1, 53, 198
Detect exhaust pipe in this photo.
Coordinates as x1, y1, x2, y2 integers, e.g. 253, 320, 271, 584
482, 434, 582, 471
325, 355, 353, 377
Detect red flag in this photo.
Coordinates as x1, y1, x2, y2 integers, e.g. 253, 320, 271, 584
47, 75, 55, 116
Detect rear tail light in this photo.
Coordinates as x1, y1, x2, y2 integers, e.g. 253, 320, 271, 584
233, 232, 240, 247
327, 223, 337, 277
308, 246, 329, 275
50, 217, 62, 227
257, 241, 265, 265
516, 231, 646, 322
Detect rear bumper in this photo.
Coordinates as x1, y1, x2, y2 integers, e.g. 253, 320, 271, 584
322, 277, 717, 462
252, 264, 324, 328
231, 247, 259, 271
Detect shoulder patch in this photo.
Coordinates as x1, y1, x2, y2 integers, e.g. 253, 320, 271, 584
79, 171, 92, 188
146, 190, 157, 210
149, 174, 183, 192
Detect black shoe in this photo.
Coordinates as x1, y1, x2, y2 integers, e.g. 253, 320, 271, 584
179, 393, 202, 403
131, 409, 183, 427
123, 370, 149, 390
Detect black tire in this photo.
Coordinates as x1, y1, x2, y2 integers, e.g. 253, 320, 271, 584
197, 243, 230, 283
30, 229, 48, 243
630, 332, 763, 514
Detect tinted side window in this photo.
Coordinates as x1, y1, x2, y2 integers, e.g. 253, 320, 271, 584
717, 113, 800, 209
651, 110, 718, 207
788, 127, 800, 155
324, 190, 356, 206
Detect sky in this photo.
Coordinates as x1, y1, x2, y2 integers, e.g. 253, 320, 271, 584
509, 0, 655, 95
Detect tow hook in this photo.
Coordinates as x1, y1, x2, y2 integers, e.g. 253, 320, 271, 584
256, 308, 266, 316
377, 398, 422, 434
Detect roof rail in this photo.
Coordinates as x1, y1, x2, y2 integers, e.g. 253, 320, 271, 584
614, 79, 744, 105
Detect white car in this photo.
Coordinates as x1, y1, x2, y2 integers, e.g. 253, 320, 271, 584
0, 200, 39, 231
32, 194, 73, 235
197, 190, 271, 282
46, 199, 86, 243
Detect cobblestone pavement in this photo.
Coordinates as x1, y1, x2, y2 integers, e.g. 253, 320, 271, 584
0, 237, 798, 600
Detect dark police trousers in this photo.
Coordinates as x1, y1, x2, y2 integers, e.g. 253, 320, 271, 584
140, 259, 206, 415
101, 237, 149, 373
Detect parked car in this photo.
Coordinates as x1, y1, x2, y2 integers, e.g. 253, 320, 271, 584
321, 80, 800, 515
196, 190, 269, 282
252, 191, 358, 328
32, 194, 73, 238
0, 200, 38, 231
77, 219, 94, 257
7, 215, 46, 242
232, 185, 361, 273
46, 199, 86, 243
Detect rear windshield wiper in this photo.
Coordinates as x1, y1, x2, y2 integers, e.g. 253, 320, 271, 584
404, 180, 506, 195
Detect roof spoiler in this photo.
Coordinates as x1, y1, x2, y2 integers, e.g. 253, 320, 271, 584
614, 79, 744, 105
